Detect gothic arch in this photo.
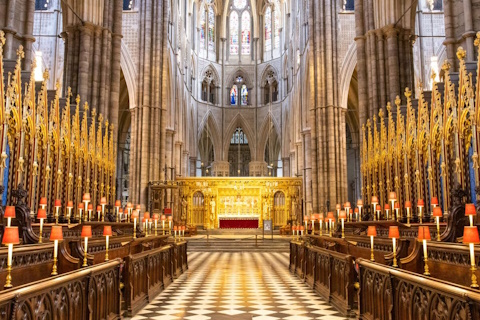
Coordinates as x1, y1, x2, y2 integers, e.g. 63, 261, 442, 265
221, 0, 259, 39
257, 112, 281, 160
200, 64, 220, 84
223, 113, 255, 160
198, 110, 222, 159
225, 67, 253, 88
121, 41, 137, 109
339, 42, 357, 111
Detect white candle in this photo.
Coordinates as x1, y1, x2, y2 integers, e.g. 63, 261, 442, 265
7, 243, 13, 266
470, 243, 476, 267
54, 239, 58, 258
423, 239, 428, 259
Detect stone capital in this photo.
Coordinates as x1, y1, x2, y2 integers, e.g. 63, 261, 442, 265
383, 24, 399, 39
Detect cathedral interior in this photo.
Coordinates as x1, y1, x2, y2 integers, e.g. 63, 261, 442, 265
0, 0, 480, 319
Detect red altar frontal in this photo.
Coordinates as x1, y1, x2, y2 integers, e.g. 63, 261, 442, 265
218, 217, 259, 229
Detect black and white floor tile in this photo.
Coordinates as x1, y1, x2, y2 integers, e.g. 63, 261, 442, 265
130, 252, 347, 320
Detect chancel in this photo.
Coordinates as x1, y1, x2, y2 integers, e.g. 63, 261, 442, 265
1, 0, 480, 319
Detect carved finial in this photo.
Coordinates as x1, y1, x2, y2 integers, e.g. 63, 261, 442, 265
386, 102, 392, 113
456, 46, 466, 61
105, 119, 109, 128
67, 87, 72, 97
98, 113, 104, 123
16, 46, 25, 60
55, 80, 60, 91
84, 102, 89, 111
475, 32, 480, 47
0, 30, 5, 46
404, 87, 412, 99
431, 69, 437, 82
91, 108, 96, 117
366, 119, 371, 129
395, 95, 401, 107
442, 60, 451, 72
75, 94, 80, 106
43, 69, 50, 82
109, 124, 114, 131
378, 108, 384, 119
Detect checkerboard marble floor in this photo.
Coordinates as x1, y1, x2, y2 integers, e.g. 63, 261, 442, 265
130, 252, 347, 320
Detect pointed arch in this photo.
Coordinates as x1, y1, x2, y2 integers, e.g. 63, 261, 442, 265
223, 113, 255, 160
257, 112, 281, 160
198, 110, 222, 160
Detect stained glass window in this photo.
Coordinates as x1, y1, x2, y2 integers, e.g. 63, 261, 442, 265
230, 85, 238, 105
274, 2, 280, 49
200, 9, 206, 49
233, 0, 247, 9
241, 85, 248, 105
241, 11, 251, 54
230, 11, 239, 54
208, 7, 215, 51
265, 7, 272, 51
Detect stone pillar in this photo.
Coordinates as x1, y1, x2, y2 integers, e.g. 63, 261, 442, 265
1, 0, 35, 69
129, 0, 169, 205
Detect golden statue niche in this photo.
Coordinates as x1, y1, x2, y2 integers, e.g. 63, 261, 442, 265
178, 177, 302, 229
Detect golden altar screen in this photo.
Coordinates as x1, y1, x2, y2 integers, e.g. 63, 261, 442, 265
177, 177, 302, 229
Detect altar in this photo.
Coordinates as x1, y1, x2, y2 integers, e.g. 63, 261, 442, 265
177, 177, 302, 229
218, 216, 259, 229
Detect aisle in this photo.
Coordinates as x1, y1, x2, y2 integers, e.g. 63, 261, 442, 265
131, 252, 346, 320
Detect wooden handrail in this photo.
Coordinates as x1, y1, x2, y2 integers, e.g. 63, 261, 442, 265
0, 259, 121, 301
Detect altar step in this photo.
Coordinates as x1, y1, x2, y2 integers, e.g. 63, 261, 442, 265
187, 236, 291, 252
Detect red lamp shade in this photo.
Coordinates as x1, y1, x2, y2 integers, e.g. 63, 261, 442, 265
50, 226, 64, 241
388, 226, 400, 239
132, 212, 139, 219
119, 208, 124, 214
371, 196, 379, 203
405, 201, 412, 208
67, 201, 74, 208
96, 205, 101, 212
78, 203, 84, 210
100, 197, 107, 205
2, 227, 20, 244
304, 215, 309, 220
81, 225, 92, 238
299, 226, 304, 231
417, 226, 431, 241
87, 204, 93, 211
292, 226, 297, 231
318, 213, 324, 220
357, 199, 363, 206
465, 203, 476, 216
354, 208, 359, 213
394, 202, 400, 210
376, 204, 381, 211
384, 204, 390, 210
54, 199, 61, 207
135, 205, 141, 210
103, 226, 113, 237
417, 199, 425, 207
432, 207, 443, 217
345, 202, 351, 208
326, 212, 335, 220
127, 202, 132, 208
4, 206, 15, 218
37, 208, 47, 219
153, 214, 159, 220
336, 204, 341, 210
173, 226, 178, 231
142, 217, 146, 223
161, 215, 166, 221
313, 213, 320, 220
168, 216, 173, 221
115, 200, 121, 207
144, 212, 150, 220
339, 210, 347, 219
367, 226, 377, 237
39, 197, 48, 206
431, 197, 439, 206
389, 192, 397, 200
82, 193, 91, 201
463, 226, 480, 244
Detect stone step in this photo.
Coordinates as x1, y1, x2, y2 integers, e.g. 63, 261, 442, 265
187, 237, 291, 252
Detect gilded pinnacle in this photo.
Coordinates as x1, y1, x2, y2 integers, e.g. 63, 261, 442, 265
456, 47, 466, 60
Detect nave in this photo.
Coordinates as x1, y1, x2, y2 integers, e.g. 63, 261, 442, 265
130, 252, 346, 320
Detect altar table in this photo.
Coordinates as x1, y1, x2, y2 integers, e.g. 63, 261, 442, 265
219, 217, 259, 229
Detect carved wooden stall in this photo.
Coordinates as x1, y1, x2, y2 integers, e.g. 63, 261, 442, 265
0, 260, 122, 319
